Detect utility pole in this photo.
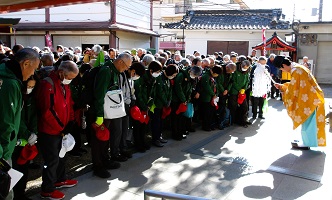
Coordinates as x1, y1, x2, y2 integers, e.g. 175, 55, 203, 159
318, 0, 323, 22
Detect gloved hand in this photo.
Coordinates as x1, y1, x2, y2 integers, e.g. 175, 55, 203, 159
62, 121, 75, 135
16, 139, 28, 147
95, 117, 103, 126
28, 133, 38, 146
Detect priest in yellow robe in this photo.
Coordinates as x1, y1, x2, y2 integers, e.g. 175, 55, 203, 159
273, 55, 326, 148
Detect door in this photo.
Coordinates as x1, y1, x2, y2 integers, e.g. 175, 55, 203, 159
207, 41, 249, 56
316, 42, 332, 84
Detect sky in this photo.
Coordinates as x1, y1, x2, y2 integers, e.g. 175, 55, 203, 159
208, 0, 332, 22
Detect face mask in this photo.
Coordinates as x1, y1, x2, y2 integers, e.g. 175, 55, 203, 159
242, 68, 248, 71
62, 78, 72, 85
152, 72, 160, 78
27, 88, 34, 94
190, 74, 196, 79
132, 76, 140, 81
174, 60, 179, 64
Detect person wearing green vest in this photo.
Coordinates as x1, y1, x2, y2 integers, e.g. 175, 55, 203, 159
0, 48, 40, 200
200, 65, 222, 131
133, 61, 162, 152
228, 60, 251, 127
151, 64, 178, 147
171, 66, 202, 141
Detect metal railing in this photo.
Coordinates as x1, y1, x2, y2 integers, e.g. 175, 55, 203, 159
144, 189, 212, 200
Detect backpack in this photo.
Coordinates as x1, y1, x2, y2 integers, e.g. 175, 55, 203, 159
79, 66, 103, 108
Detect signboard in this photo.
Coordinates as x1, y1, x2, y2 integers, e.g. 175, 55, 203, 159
160, 41, 185, 50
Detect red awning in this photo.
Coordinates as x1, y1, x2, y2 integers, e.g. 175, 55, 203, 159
0, 0, 104, 13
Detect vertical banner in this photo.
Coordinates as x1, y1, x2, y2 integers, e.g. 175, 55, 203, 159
13, 28, 16, 45
262, 27, 266, 56
45, 33, 54, 51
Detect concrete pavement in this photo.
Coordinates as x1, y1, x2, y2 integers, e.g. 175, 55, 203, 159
30, 85, 332, 200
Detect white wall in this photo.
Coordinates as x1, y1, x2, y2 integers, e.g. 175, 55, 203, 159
53, 35, 109, 48
116, 0, 150, 29
163, 29, 290, 56
117, 31, 150, 52
0, 9, 45, 23
50, 2, 110, 22
11, 35, 45, 48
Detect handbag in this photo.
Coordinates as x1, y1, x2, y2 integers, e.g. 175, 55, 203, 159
104, 89, 127, 119
183, 103, 194, 118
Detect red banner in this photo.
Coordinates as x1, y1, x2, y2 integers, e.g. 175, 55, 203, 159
45, 33, 54, 51
262, 27, 266, 56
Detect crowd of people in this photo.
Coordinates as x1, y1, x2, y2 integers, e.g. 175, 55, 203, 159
0, 40, 323, 200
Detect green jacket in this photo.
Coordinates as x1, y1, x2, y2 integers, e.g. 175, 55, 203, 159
229, 70, 249, 95
93, 62, 120, 118
215, 74, 225, 96
153, 73, 172, 108
221, 65, 233, 93
134, 72, 156, 111
18, 95, 38, 141
172, 68, 192, 103
0, 62, 23, 160
199, 72, 216, 102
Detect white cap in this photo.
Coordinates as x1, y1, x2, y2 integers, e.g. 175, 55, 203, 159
59, 133, 75, 158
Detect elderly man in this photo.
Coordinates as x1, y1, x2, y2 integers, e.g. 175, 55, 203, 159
37, 60, 79, 200
301, 56, 311, 71
274, 55, 326, 149
267, 54, 279, 99
0, 48, 39, 200
88, 53, 132, 178
141, 54, 155, 68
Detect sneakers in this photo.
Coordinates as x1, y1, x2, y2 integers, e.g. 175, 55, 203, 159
159, 138, 168, 143
153, 140, 164, 147
94, 169, 111, 178
41, 190, 65, 200
55, 179, 78, 189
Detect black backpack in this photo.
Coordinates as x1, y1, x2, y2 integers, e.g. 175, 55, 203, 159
79, 66, 103, 108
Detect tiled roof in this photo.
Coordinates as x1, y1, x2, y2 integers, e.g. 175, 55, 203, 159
163, 9, 290, 30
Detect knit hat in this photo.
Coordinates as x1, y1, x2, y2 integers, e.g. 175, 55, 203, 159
176, 103, 187, 115
92, 123, 110, 142
162, 107, 172, 119
130, 106, 142, 121
17, 145, 38, 165
237, 93, 246, 105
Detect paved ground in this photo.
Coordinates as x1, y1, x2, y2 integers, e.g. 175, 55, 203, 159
30, 85, 332, 200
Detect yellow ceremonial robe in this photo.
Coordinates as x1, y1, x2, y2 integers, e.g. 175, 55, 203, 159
280, 63, 326, 146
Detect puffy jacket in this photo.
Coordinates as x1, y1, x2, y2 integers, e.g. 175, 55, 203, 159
0, 61, 23, 160
37, 71, 74, 135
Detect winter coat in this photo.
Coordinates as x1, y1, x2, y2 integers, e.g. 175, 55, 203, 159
0, 61, 23, 160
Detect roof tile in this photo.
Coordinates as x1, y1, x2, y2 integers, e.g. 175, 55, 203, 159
164, 9, 290, 30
